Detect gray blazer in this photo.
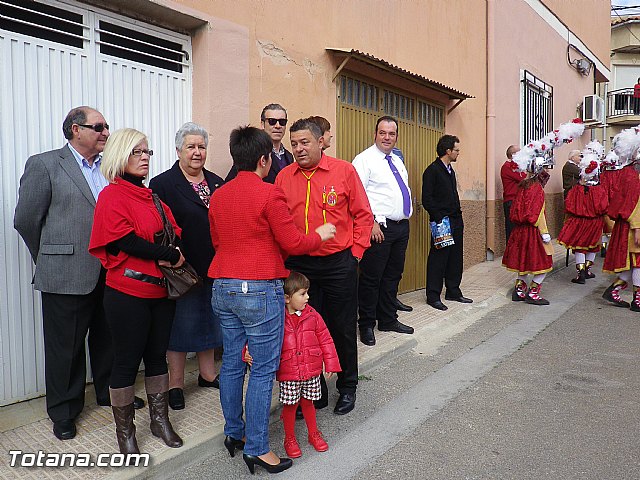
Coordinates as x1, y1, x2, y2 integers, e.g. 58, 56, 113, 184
14, 145, 103, 295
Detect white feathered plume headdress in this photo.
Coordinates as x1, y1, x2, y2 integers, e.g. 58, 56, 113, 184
512, 118, 585, 174
579, 141, 603, 185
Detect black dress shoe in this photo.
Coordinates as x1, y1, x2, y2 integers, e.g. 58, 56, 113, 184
427, 300, 448, 311
168, 388, 185, 410
314, 397, 328, 410
53, 419, 76, 440
198, 374, 220, 389
378, 320, 414, 334
445, 295, 473, 303
393, 298, 413, 312
359, 327, 376, 346
97, 395, 145, 409
133, 396, 145, 409
334, 392, 356, 415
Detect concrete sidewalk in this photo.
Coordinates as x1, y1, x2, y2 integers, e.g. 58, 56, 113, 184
0, 244, 573, 480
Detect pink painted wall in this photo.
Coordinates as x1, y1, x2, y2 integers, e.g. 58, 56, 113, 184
491, 0, 597, 201
542, 0, 612, 66
191, 16, 250, 175
174, 0, 487, 186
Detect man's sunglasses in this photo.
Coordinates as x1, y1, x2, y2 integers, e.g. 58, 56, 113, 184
78, 123, 110, 132
265, 118, 287, 127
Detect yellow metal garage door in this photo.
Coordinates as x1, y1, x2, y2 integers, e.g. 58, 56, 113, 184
337, 75, 444, 293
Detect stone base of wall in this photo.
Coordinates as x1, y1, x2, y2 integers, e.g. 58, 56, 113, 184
461, 200, 487, 269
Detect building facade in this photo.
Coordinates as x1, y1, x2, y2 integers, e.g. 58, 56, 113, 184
594, 16, 640, 147
0, 0, 610, 405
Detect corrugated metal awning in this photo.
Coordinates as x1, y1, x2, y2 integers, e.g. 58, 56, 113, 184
326, 48, 474, 101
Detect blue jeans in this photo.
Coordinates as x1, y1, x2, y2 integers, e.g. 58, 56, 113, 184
211, 278, 284, 456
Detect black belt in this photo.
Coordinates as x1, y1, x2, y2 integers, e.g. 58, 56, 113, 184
384, 219, 409, 224
123, 268, 165, 286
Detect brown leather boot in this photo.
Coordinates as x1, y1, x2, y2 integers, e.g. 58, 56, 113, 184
145, 374, 183, 448
110, 386, 140, 454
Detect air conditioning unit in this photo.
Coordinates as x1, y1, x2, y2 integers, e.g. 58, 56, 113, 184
582, 94, 604, 124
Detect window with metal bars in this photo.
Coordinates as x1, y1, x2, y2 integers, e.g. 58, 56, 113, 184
340, 76, 378, 111
98, 21, 185, 73
522, 70, 553, 144
0, 0, 85, 48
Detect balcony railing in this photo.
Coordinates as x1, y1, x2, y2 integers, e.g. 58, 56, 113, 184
607, 88, 640, 117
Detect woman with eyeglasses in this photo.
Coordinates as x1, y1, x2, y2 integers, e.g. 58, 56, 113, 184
89, 128, 184, 454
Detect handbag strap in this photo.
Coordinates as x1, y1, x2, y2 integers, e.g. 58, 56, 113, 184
151, 193, 176, 245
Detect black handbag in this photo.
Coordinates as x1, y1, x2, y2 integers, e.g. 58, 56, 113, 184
151, 194, 202, 300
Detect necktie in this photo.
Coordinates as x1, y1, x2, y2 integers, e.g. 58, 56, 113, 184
385, 154, 411, 217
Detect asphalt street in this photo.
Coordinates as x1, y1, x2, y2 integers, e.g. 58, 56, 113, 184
179, 265, 640, 480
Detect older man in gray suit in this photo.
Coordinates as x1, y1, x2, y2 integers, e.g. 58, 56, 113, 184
14, 106, 141, 441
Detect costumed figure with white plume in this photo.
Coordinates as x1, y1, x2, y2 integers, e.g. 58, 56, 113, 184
502, 119, 585, 305
557, 141, 608, 284
601, 126, 640, 311
599, 146, 626, 255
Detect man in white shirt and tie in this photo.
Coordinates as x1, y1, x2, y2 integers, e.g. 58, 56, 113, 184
352, 116, 414, 346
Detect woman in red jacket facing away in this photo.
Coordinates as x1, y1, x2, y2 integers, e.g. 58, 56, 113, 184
90, 128, 184, 454
209, 126, 335, 475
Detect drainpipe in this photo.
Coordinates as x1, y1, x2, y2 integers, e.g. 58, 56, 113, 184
602, 82, 608, 149
486, 0, 496, 261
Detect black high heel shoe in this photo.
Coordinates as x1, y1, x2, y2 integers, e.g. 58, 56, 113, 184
242, 453, 292, 475
223, 436, 245, 457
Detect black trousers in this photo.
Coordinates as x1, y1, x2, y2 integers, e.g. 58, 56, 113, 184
503, 200, 514, 243
286, 249, 358, 394
41, 273, 112, 423
103, 287, 175, 389
426, 223, 464, 303
358, 219, 410, 329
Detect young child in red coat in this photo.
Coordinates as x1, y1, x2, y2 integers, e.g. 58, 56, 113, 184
244, 271, 341, 458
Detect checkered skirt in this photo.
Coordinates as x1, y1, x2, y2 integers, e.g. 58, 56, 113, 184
278, 375, 322, 405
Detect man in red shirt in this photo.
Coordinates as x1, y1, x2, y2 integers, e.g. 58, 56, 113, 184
500, 145, 526, 242
275, 118, 374, 415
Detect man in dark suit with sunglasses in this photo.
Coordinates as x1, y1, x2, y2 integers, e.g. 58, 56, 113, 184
14, 106, 143, 441
260, 103, 294, 183
225, 103, 294, 183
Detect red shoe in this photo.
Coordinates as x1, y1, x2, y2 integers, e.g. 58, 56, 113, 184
308, 430, 328, 452
284, 436, 301, 458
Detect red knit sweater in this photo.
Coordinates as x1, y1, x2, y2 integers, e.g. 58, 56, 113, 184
207, 171, 322, 280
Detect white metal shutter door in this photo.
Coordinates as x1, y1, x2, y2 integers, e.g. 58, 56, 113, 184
0, 0, 192, 406
0, 28, 90, 405
93, 13, 191, 178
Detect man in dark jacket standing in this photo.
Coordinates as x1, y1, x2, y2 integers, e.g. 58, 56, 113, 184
422, 134, 473, 311
225, 103, 294, 183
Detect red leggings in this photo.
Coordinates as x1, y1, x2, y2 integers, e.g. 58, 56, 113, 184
281, 398, 317, 438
